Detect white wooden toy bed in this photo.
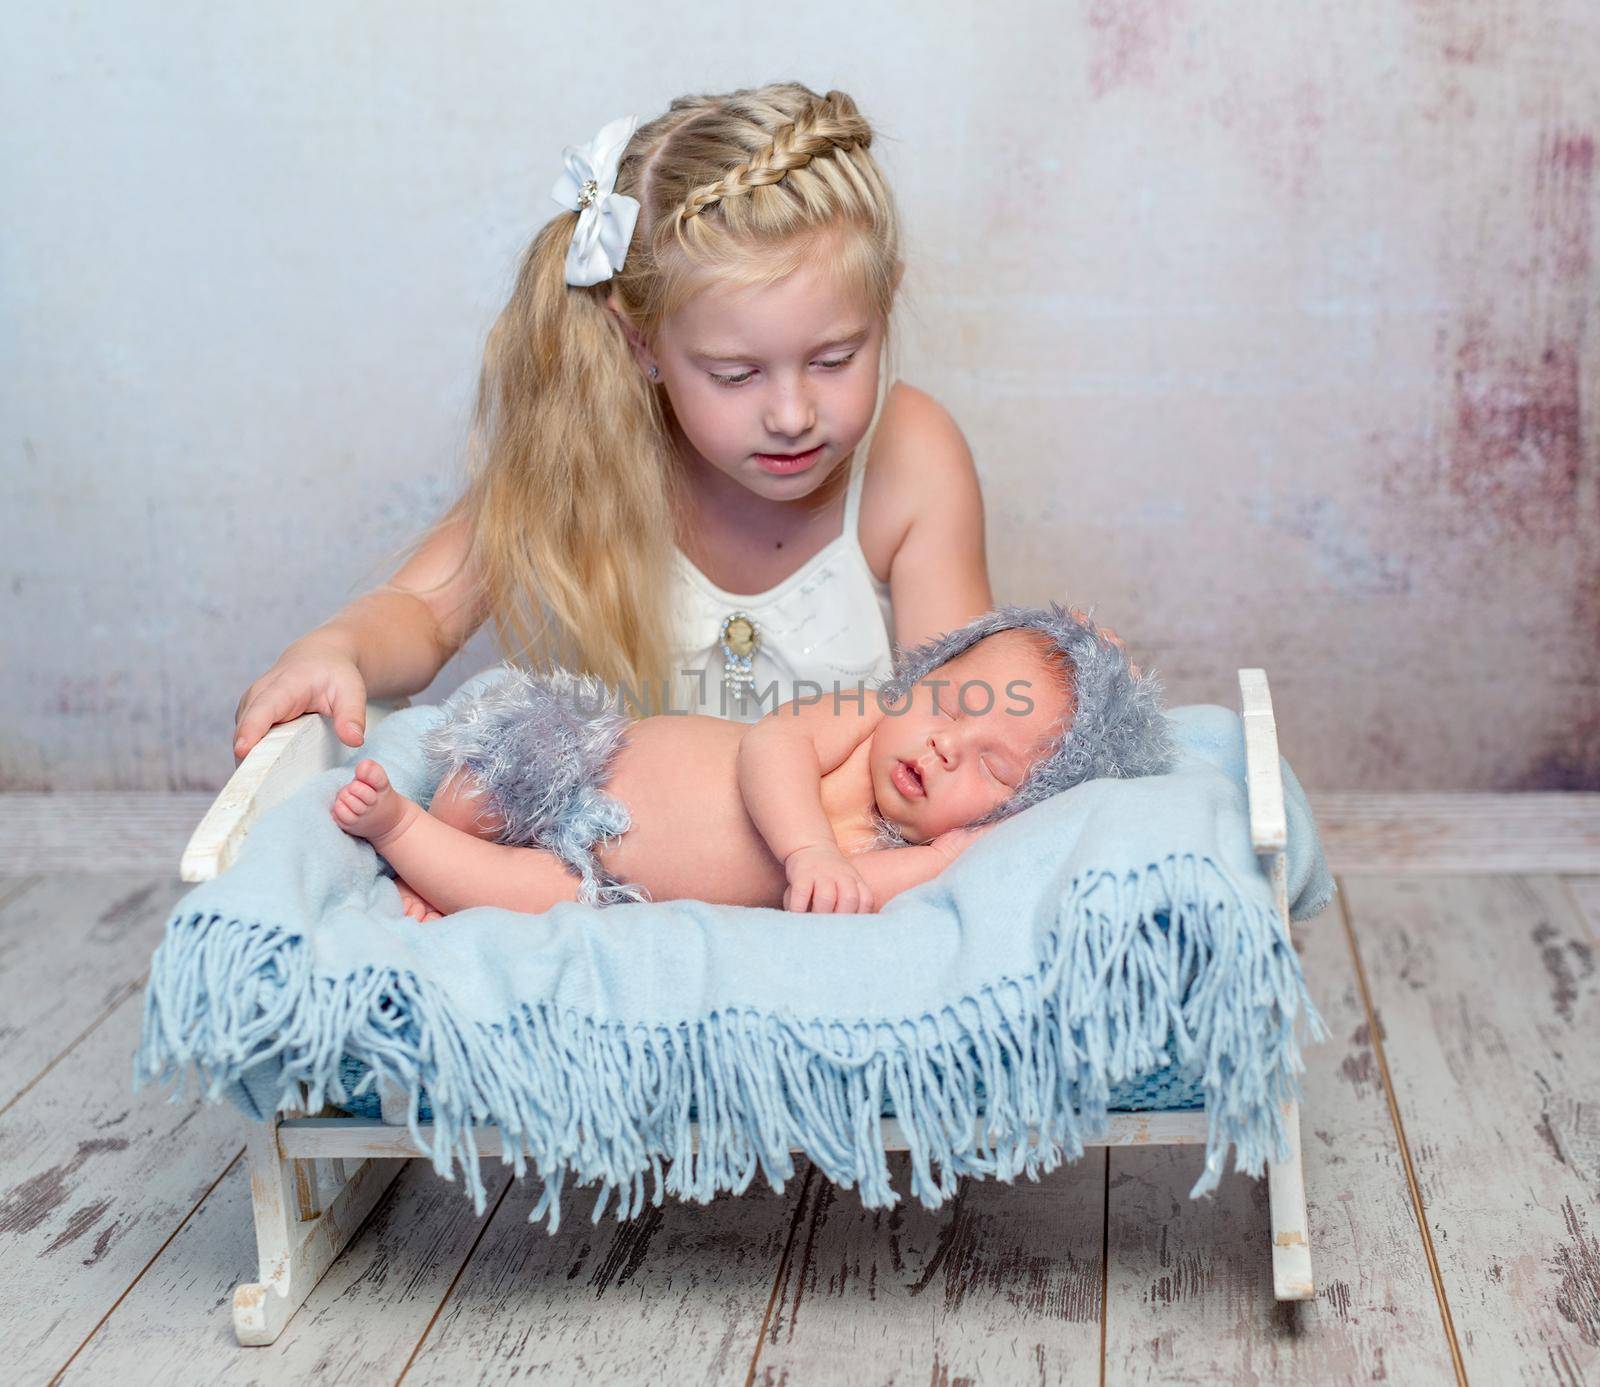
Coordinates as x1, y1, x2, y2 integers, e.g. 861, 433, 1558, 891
178, 668, 1313, 1345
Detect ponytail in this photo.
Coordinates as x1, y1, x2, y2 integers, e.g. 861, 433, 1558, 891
459, 213, 686, 712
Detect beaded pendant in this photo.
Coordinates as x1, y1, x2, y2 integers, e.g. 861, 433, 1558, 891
718, 610, 761, 703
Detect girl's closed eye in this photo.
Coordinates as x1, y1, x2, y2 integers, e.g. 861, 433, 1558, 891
710, 351, 859, 388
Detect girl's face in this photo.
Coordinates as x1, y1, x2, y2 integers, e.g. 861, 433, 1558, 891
642, 257, 885, 503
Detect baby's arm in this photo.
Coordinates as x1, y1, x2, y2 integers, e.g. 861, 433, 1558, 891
737, 692, 887, 912
847, 845, 948, 906
848, 823, 998, 909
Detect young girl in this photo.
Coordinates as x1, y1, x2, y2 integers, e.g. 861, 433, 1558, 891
234, 82, 995, 768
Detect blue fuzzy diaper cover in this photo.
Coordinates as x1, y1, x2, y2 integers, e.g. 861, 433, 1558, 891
418, 665, 650, 907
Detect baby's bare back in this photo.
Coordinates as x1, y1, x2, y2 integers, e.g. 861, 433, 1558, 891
594, 713, 881, 907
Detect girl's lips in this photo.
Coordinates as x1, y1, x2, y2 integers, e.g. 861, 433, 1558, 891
753, 444, 824, 475
891, 759, 925, 799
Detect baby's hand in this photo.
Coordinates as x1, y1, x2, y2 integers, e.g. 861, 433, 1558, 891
784, 844, 875, 915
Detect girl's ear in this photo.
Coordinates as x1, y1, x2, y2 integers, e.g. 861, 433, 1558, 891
604, 291, 656, 373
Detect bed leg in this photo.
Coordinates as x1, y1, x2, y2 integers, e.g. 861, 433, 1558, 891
1238, 670, 1317, 1302
1267, 1097, 1315, 1300
232, 1089, 406, 1345
1265, 847, 1314, 1300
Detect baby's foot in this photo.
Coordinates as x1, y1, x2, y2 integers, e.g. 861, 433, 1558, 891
394, 876, 444, 923
332, 760, 419, 849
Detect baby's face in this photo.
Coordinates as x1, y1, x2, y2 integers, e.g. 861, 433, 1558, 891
869, 631, 1074, 844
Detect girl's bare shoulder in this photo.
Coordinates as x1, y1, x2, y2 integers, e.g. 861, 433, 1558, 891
857, 381, 987, 586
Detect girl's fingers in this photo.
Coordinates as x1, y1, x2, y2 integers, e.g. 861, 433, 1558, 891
326, 669, 369, 747
234, 688, 289, 760
235, 663, 368, 760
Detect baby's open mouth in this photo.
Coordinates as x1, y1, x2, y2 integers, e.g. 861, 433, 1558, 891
892, 758, 926, 799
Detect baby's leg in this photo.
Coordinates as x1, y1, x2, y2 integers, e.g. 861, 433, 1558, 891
333, 760, 581, 916
427, 766, 507, 839
389, 767, 507, 919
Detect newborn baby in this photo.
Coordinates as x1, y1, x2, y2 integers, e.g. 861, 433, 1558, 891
331, 603, 1174, 918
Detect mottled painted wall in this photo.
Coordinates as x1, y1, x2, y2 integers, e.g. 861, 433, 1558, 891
3, 2, 1595, 791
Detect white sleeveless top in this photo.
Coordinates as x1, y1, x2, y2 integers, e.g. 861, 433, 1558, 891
667, 404, 896, 722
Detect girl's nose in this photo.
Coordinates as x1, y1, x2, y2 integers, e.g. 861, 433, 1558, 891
764, 383, 816, 439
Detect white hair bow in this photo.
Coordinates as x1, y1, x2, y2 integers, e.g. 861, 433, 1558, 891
550, 114, 642, 287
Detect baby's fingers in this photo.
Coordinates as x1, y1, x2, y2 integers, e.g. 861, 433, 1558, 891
840, 880, 873, 915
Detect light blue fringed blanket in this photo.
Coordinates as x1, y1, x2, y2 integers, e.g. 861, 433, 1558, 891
134, 693, 1333, 1234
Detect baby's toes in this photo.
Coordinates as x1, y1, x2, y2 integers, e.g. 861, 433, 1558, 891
354, 759, 390, 793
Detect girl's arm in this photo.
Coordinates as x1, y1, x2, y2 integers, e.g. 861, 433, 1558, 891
319, 506, 487, 700
876, 387, 994, 649
873, 387, 1139, 669
235, 507, 489, 758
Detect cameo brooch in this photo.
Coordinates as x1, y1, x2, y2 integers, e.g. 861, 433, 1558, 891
718, 611, 761, 702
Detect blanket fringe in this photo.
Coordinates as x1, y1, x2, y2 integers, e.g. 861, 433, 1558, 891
134, 851, 1327, 1232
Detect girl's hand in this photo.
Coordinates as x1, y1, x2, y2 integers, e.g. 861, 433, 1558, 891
1067, 607, 1142, 678
784, 844, 875, 915
234, 638, 368, 763
928, 820, 1001, 867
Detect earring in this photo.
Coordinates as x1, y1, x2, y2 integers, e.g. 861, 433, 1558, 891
648, 365, 660, 381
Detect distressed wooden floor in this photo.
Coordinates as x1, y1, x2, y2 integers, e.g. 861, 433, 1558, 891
3, 794, 1598, 1386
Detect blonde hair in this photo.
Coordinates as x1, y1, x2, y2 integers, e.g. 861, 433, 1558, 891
399, 82, 905, 713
